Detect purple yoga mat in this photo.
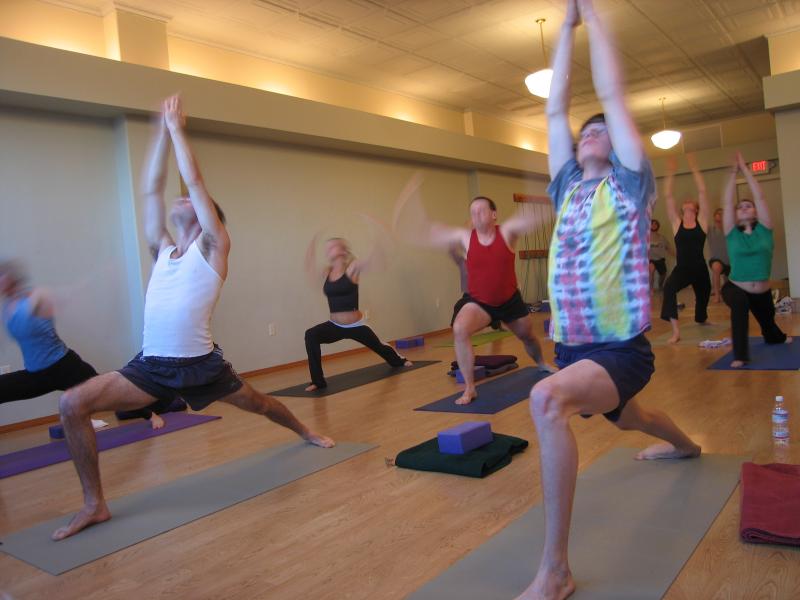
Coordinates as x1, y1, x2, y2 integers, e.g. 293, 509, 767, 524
0, 413, 221, 479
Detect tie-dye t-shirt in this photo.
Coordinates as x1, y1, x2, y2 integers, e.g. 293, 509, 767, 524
547, 152, 656, 344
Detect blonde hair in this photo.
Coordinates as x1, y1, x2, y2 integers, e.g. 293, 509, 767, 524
681, 200, 699, 215
326, 238, 355, 265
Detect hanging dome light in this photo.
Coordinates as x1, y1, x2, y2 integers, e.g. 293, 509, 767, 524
525, 19, 552, 98
650, 97, 682, 150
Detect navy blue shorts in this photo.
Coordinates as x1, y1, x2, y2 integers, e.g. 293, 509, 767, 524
118, 345, 243, 411
554, 334, 654, 422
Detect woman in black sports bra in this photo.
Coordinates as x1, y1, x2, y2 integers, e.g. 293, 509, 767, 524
303, 234, 410, 392
660, 154, 712, 343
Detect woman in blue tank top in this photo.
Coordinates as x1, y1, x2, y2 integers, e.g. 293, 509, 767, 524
303, 231, 411, 392
0, 261, 182, 428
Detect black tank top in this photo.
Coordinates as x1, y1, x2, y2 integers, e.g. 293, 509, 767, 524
675, 222, 706, 268
323, 273, 359, 312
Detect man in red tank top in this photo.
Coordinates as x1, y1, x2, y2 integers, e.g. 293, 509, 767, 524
394, 187, 554, 404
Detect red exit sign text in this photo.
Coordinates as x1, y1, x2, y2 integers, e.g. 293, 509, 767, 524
751, 160, 770, 174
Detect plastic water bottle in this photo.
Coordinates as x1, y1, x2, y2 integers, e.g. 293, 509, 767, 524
772, 396, 789, 440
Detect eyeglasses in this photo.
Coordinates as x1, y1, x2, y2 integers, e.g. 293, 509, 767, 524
579, 126, 608, 140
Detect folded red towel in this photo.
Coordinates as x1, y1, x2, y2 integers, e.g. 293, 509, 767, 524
740, 462, 800, 546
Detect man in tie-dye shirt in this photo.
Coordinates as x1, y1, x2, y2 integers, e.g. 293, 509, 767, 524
517, 1, 701, 599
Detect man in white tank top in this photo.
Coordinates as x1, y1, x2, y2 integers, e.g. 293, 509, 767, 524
53, 95, 334, 541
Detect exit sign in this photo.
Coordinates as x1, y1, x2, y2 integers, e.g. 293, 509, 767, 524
751, 160, 770, 174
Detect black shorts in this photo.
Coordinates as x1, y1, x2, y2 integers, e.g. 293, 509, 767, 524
554, 334, 654, 422
464, 290, 529, 324
649, 258, 667, 276
709, 258, 731, 276
118, 345, 243, 411
451, 293, 502, 329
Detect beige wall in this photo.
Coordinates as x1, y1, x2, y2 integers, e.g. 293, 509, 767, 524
773, 109, 800, 295
768, 29, 800, 76
0, 108, 139, 425
0, 0, 105, 57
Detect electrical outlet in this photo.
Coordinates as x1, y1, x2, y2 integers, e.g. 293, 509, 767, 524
0, 365, 10, 375
268, 323, 276, 336
363, 309, 370, 320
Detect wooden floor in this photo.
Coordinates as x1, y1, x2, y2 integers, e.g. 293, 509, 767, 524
2, 295, 799, 599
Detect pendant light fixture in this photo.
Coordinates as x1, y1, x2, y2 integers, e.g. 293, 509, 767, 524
525, 18, 553, 98
651, 97, 682, 150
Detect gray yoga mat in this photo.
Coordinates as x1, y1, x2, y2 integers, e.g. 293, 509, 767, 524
409, 448, 743, 600
0, 441, 375, 575
270, 360, 439, 397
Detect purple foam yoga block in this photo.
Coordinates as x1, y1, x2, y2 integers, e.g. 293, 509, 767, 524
396, 335, 424, 349
455, 365, 486, 384
438, 421, 493, 455
49, 424, 64, 439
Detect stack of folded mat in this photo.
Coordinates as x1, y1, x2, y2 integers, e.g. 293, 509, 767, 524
447, 355, 518, 379
740, 461, 800, 547
392, 421, 528, 478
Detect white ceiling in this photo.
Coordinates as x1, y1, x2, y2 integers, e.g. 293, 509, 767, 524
66, 0, 799, 133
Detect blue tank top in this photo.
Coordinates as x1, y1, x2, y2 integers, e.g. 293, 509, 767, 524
2, 296, 68, 372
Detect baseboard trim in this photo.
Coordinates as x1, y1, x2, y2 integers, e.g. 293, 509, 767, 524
0, 413, 60, 434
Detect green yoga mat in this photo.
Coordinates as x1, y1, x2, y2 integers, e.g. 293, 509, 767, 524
409, 448, 743, 600
0, 441, 375, 575
650, 322, 728, 346
436, 330, 514, 348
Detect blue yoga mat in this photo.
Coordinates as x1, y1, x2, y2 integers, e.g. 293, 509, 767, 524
708, 338, 800, 371
415, 367, 550, 414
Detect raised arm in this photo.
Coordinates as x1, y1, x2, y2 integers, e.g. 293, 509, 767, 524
391, 173, 469, 251
721, 156, 737, 236
736, 152, 772, 229
162, 95, 230, 254
141, 112, 173, 259
579, 0, 643, 171
304, 231, 326, 286
546, 0, 580, 179
687, 153, 709, 232
347, 214, 389, 281
500, 209, 545, 249
663, 156, 680, 234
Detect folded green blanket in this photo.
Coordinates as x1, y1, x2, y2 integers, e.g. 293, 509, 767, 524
394, 433, 528, 478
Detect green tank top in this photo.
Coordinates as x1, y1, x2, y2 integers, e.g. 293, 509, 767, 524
726, 223, 773, 282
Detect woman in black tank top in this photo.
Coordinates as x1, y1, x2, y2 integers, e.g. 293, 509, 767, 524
660, 154, 712, 343
302, 233, 410, 392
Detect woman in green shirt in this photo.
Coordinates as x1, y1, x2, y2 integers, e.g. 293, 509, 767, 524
721, 152, 791, 367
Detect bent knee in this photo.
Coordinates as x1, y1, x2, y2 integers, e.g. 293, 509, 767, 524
529, 380, 569, 422
59, 387, 92, 418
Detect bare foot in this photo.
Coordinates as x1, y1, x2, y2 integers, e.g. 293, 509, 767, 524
149, 414, 165, 430
305, 383, 319, 392
786, 337, 793, 344
635, 442, 701, 461
404, 360, 413, 367
730, 360, 745, 368
455, 390, 478, 405
303, 431, 335, 448
515, 566, 576, 600
667, 334, 680, 344
52, 502, 111, 540
712, 294, 721, 304
537, 363, 558, 374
